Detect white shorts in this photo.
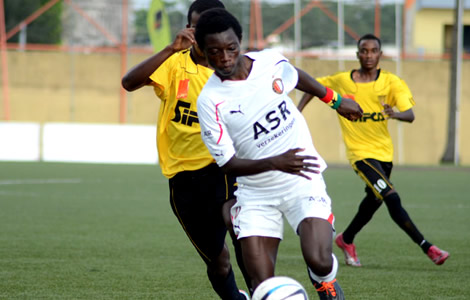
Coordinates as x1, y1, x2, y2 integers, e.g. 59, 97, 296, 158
231, 178, 334, 239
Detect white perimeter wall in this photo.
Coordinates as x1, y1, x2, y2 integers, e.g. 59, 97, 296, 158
0, 122, 158, 165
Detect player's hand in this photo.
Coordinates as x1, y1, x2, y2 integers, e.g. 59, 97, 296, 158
272, 148, 320, 180
381, 103, 415, 123
337, 96, 363, 121
381, 102, 396, 119
170, 28, 196, 52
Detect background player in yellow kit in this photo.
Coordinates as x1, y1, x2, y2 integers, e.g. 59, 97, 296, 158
121, 1, 250, 298
298, 33, 449, 267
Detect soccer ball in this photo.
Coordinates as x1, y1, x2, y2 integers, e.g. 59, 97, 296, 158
252, 276, 309, 300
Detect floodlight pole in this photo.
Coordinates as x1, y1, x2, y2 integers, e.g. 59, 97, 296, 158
294, 0, 301, 101
0, 0, 10, 121
294, 0, 301, 54
395, 0, 403, 164
120, 0, 128, 123
337, 0, 344, 71
453, 0, 463, 165
249, 0, 264, 50
441, 0, 462, 165
375, 0, 381, 38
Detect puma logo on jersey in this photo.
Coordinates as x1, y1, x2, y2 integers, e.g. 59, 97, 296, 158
203, 130, 212, 137
309, 196, 328, 206
172, 100, 198, 126
230, 105, 244, 115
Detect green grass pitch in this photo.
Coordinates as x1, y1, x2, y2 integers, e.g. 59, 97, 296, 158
0, 161, 469, 299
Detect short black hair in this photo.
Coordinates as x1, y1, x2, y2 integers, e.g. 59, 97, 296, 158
357, 34, 381, 50
187, 0, 225, 25
195, 8, 243, 51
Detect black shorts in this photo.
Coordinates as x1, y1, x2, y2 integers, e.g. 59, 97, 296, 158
352, 159, 394, 200
169, 163, 237, 264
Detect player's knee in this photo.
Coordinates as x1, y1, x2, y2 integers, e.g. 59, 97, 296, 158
383, 192, 401, 208
207, 260, 232, 277
222, 199, 236, 229
207, 245, 232, 276
383, 189, 397, 198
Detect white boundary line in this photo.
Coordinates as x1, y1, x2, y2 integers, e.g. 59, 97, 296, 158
0, 179, 82, 185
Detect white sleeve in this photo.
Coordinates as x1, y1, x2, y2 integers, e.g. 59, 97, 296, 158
276, 60, 299, 94
246, 49, 298, 93
197, 92, 236, 167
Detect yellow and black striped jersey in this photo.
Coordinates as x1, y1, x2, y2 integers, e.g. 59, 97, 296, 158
150, 49, 214, 178
317, 69, 415, 164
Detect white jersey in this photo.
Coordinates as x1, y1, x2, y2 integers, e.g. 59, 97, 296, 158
197, 49, 327, 202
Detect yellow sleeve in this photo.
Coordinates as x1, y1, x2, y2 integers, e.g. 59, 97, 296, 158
316, 75, 334, 89
391, 78, 415, 112
149, 53, 178, 101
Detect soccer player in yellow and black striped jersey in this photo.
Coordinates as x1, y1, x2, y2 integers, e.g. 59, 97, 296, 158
298, 34, 449, 267
121, 1, 250, 299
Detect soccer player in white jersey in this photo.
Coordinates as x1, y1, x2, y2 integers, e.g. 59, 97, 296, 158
195, 8, 363, 300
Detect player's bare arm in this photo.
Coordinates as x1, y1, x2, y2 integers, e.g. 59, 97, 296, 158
297, 93, 313, 112
295, 68, 363, 121
295, 68, 327, 97
121, 28, 196, 92
382, 104, 415, 123
221, 148, 320, 180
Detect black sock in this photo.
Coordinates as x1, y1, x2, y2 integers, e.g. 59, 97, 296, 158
207, 266, 244, 300
419, 240, 432, 253
343, 194, 382, 244
383, 193, 426, 248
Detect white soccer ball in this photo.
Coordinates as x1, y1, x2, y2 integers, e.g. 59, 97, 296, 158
252, 276, 309, 300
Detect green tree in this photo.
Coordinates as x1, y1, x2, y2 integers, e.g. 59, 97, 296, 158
5, 0, 62, 44
133, 1, 188, 46
133, 8, 150, 44
132, 0, 398, 50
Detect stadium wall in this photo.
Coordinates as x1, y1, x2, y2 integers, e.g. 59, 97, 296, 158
0, 51, 469, 166
0, 122, 158, 164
